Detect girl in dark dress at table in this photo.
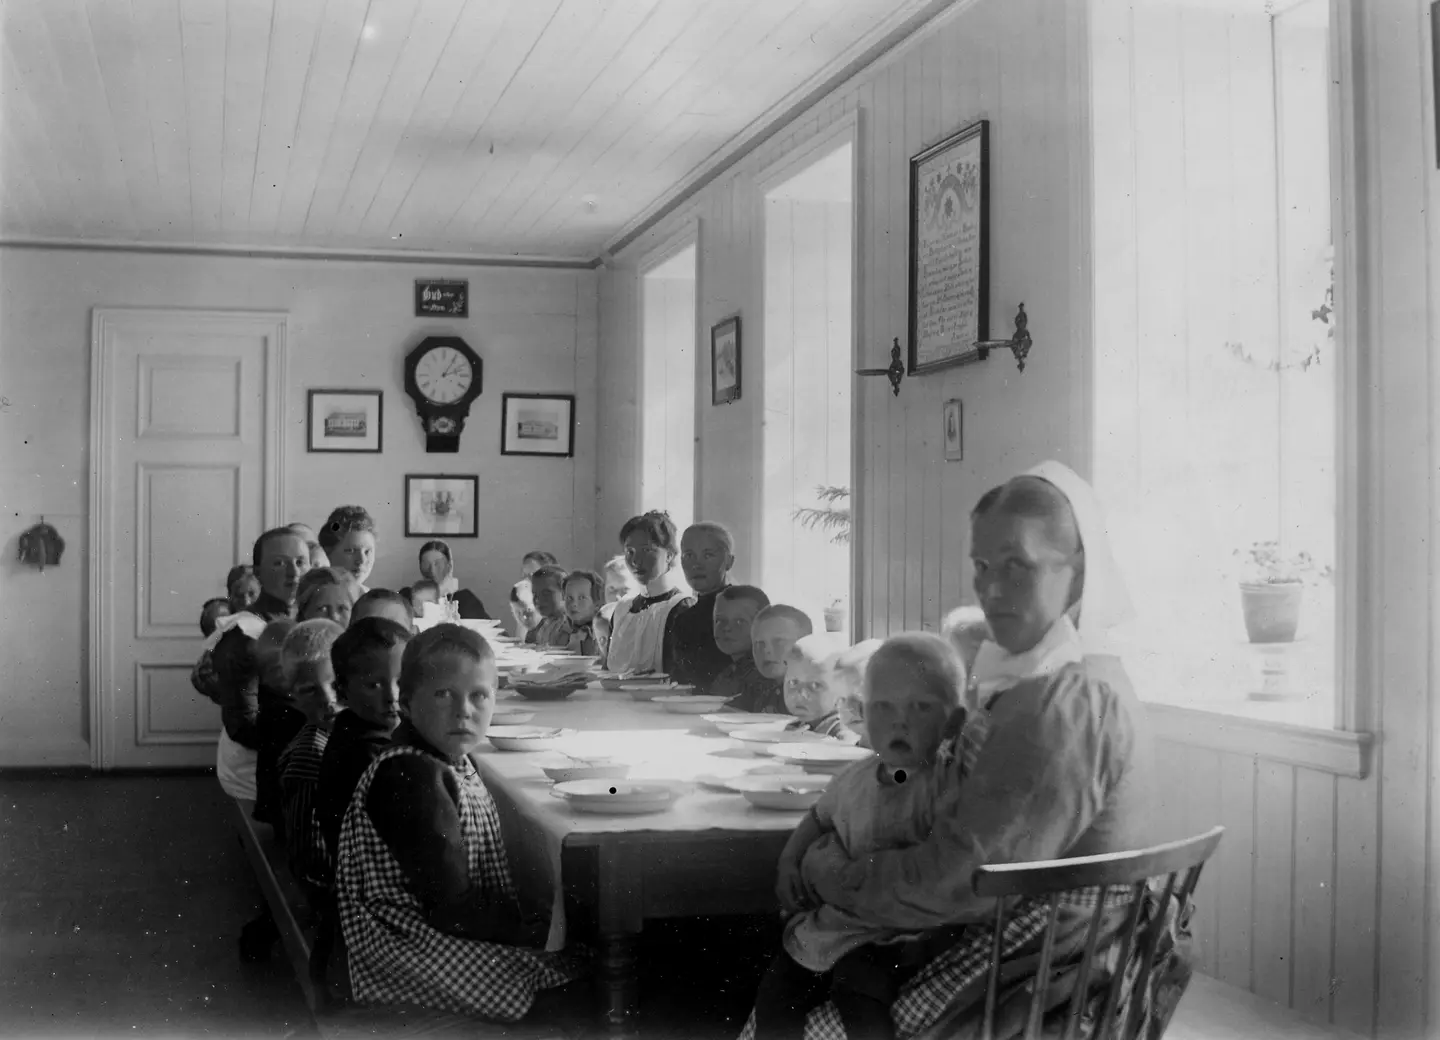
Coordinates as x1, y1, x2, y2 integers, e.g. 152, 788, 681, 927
335, 624, 587, 1019
418, 540, 492, 620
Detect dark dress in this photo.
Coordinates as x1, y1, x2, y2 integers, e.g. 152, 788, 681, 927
665, 588, 732, 692
317, 708, 394, 867
449, 589, 491, 620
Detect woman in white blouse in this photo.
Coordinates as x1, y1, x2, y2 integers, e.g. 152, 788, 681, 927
603, 511, 694, 676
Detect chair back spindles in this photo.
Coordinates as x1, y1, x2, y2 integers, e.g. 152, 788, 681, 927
1061, 883, 1115, 1040
1023, 896, 1064, 1039
973, 827, 1224, 1040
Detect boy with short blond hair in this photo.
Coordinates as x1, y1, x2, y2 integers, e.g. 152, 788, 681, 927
278, 619, 345, 891
780, 635, 857, 741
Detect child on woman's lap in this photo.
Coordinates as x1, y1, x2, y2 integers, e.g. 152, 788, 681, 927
754, 632, 967, 1040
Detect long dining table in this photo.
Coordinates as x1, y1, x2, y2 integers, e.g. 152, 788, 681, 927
468, 685, 812, 1032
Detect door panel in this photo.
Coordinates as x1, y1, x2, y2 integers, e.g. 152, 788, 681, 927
92, 309, 285, 769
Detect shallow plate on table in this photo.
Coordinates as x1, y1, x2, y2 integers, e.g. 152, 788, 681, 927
725, 774, 832, 811
653, 694, 729, 714
541, 757, 631, 784
765, 743, 874, 775
730, 723, 834, 747
510, 681, 588, 702
694, 763, 803, 791
489, 708, 536, 726
620, 682, 692, 702
550, 779, 681, 815
486, 726, 574, 752
701, 712, 786, 734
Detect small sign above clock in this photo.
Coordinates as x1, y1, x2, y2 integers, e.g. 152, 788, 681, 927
415, 279, 468, 318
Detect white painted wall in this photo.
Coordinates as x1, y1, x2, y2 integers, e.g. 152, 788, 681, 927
0, 248, 598, 766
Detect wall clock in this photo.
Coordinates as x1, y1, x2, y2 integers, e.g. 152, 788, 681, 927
404, 336, 483, 453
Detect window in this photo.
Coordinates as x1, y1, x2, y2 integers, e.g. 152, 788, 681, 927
1092, 0, 1338, 729
639, 241, 698, 533
759, 137, 855, 635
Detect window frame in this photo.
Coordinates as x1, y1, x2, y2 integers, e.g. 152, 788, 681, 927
1088, 0, 1372, 778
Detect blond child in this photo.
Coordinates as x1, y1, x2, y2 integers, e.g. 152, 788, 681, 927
278, 619, 344, 891
757, 633, 968, 1040
830, 639, 883, 749
779, 635, 857, 741
335, 625, 586, 1018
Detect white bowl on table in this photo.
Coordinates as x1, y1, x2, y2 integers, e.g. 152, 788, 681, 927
550, 779, 682, 815
541, 756, 631, 784
701, 712, 785, 734
620, 682, 692, 702
729, 723, 835, 748
602, 672, 670, 691
486, 725, 574, 752
653, 694, 729, 715
765, 742, 874, 775
725, 774, 832, 811
489, 708, 537, 726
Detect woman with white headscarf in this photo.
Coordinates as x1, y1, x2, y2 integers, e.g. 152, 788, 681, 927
754, 462, 1160, 1040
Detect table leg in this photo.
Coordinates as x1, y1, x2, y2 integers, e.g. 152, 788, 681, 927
595, 844, 645, 1035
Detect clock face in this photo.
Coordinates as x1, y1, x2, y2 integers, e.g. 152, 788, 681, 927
414, 345, 474, 405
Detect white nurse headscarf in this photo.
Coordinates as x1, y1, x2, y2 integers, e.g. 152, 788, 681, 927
1022, 459, 1136, 653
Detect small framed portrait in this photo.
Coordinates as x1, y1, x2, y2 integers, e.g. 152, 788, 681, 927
711, 315, 742, 405
500, 393, 575, 457
942, 399, 964, 461
405, 475, 478, 538
307, 389, 383, 453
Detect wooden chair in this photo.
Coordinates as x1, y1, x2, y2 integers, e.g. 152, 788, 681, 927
971, 827, 1224, 1040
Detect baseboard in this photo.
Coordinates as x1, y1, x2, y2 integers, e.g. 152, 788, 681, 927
0, 739, 91, 769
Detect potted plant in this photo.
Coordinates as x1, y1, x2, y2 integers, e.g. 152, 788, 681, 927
793, 486, 851, 632
1233, 541, 1330, 644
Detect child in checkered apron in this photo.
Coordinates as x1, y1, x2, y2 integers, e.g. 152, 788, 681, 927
334, 624, 586, 1020
754, 633, 970, 1040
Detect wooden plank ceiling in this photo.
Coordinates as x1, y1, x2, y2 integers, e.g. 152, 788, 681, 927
0, 0, 938, 261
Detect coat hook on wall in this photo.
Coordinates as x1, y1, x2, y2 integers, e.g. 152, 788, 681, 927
973, 303, 1033, 372
856, 338, 905, 397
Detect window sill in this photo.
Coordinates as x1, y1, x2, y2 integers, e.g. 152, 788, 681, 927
1143, 703, 1372, 778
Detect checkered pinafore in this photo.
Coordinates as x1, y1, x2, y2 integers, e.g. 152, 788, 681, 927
335, 745, 587, 1020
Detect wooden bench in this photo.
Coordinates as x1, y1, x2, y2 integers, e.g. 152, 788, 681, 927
229, 797, 583, 1039
1168, 974, 1367, 1040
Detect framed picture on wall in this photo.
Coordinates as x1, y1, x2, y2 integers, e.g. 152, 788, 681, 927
942, 399, 964, 461
404, 474, 478, 537
307, 389, 383, 453
500, 393, 575, 457
908, 119, 990, 375
415, 279, 469, 317
712, 315, 741, 405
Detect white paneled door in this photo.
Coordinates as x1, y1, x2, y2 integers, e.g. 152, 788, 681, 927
90, 309, 286, 770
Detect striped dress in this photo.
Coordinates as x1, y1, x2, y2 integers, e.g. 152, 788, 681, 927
277, 722, 331, 889
335, 745, 586, 1019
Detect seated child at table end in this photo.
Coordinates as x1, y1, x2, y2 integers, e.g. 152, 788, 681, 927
830, 639, 884, 749
525, 565, 573, 648
562, 570, 604, 657
200, 597, 231, 638
755, 631, 968, 1040
317, 617, 412, 866
335, 623, 586, 1020
278, 619, 343, 891
351, 588, 414, 631
781, 635, 857, 741
711, 586, 776, 712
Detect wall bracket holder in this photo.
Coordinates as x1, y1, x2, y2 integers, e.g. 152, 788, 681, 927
974, 302, 1033, 372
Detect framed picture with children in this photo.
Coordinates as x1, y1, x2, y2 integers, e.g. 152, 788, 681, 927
405, 474, 479, 538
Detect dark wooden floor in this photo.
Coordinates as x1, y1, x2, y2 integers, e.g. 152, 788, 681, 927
0, 773, 774, 1040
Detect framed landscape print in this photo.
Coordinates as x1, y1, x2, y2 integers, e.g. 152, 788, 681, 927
908, 119, 990, 375
405, 475, 478, 537
712, 315, 741, 405
500, 393, 575, 457
307, 389, 383, 453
